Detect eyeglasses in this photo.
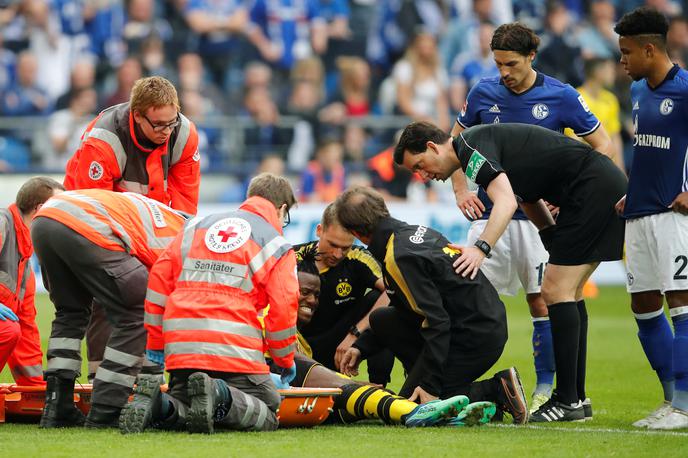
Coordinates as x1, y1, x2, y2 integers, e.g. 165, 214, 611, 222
142, 113, 181, 132
282, 206, 291, 228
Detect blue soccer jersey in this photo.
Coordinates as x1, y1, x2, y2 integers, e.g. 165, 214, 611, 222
458, 72, 600, 219
624, 65, 688, 219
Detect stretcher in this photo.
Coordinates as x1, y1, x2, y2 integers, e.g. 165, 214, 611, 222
0, 384, 341, 427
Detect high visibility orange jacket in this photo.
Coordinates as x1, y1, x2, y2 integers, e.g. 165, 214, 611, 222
35, 189, 186, 269
63, 102, 201, 215
0, 204, 43, 385
144, 196, 299, 374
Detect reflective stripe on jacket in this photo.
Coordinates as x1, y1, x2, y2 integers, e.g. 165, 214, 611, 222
144, 196, 299, 374
35, 189, 185, 268
63, 102, 200, 215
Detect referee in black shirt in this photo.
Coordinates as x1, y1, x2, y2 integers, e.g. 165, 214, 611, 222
395, 121, 627, 422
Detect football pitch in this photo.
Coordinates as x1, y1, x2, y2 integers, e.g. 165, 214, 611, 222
1, 287, 688, 457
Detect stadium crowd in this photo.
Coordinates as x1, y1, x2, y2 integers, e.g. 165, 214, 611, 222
1, 0, 688, 202
1, 0, 688, 434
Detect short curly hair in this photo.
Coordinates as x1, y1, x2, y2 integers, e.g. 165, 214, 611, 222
614, 7, 669, 41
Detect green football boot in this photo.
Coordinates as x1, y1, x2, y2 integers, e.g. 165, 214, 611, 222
404, 395, 470, 427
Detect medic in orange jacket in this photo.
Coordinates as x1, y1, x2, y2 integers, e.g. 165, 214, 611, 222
63, 102, 200, 215
36, 189, 186, 269
0, 204, 44, 386
144, 196, 299, 374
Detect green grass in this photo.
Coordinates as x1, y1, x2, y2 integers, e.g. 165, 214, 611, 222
2, 287, 688, 457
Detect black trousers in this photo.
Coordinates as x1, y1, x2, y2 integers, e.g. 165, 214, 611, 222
32, 217, 149, 410
369, 307, 504, 401
305, 290, 395, 385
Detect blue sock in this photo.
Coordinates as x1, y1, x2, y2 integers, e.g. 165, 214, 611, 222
533, 318, 555, 390
635, 309, 674, 401
671, 308, 688, 411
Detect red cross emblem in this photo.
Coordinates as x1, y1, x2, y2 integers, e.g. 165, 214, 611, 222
88, 161, 103, 180
217, 227, 238, 243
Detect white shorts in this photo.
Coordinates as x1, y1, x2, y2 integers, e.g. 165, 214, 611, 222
625, 212, 688, 294
467, 219, 549, 296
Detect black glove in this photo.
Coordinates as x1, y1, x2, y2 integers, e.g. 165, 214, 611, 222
539, 226, 556, 252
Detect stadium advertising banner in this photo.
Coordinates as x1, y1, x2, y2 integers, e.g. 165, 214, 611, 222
31, 203, 626, 292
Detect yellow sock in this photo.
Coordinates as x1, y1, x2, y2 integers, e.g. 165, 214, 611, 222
342, 385, 417, 424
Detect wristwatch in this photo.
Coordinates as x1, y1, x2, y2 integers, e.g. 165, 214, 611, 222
474, 239, 492, 258
349, 325, 361, 338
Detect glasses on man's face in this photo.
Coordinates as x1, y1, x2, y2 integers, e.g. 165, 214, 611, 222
282, 207, 291, 228
142, 113, 181, 132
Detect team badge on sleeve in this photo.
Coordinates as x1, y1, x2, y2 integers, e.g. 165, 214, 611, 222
192, 149, 201, 162
205, 218, 252, 253
88, 161, 104, 180
577, 95, 591, 113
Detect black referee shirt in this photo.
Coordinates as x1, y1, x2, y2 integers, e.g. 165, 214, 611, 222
455, 123, 599, 206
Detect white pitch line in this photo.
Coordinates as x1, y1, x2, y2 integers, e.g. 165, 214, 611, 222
491, 423, 688, 437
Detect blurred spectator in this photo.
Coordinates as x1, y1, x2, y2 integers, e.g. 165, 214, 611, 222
242, 86, 294, 162
0, 50, 51, 116
346, 0, 375, 58
51, 0, 92, 59
285, 79, 322, 167
300, 138, 346, 202
176, 52, 226, 114
139, 35, 174, 79
536, 1, 584, 87
342, 122, 370, 164
183, 0, 249, 89
449, 0, 514, 26
2, 0, 29, 52
84, 0, 127, 72
26, 0, 73, 100
448, 20, 499, 114
320, 56, 372, 124
45, 86, 96, 169
54, 56, 96, 110
441, 0, 498, 73
645, 0, 682, 16
566, 57, 625, 171
247, 0, 327, 77
220, 153, 286, 202
318, 0, 351, 82
0, 34, 16, 94
667, 15, 688, 67
180, 88, 220, 170
290, 56, 325, 100
123, 0, 172, 54
101, 56, 142, 108
576, 0, 620, 59
392, 31, 450, 130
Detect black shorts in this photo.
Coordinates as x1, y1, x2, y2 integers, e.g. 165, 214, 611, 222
267, 355, 321, 388
547, 155, 627, 265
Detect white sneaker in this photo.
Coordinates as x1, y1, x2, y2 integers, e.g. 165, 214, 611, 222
632, 401, 672, 428
647, 407, 688, 430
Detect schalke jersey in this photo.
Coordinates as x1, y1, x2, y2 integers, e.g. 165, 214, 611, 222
294, 241, 382, 338
458, 72, 600, 220
624, 65, 688, 219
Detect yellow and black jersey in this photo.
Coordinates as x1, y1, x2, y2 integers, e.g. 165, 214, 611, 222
356, 216, 507, 396
295, 241, 382, 339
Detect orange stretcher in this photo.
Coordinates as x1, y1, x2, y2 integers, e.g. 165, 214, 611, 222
0, 384, 341, 427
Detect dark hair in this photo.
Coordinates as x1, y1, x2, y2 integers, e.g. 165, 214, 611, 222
15, 177, 64, 214
296, 244, 320, 276
334, 186, 389, 238
393, 121, 450, 165
614, 7, 669, 41
490, 22, 540, 55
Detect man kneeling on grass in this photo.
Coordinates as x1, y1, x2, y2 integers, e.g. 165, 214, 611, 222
266, 248, 496, 427
337, 186, 529, 424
